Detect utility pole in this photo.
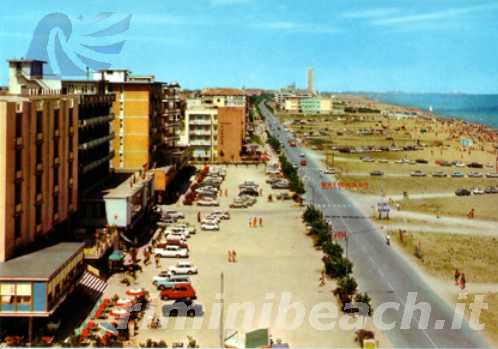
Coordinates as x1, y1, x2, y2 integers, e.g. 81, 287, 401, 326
219, 272, 225, 348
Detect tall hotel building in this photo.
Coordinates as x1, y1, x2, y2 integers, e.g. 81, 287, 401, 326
0, 60, 78, 262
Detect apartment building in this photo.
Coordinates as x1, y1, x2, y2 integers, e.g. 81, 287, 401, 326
185, 88, 247, 162
93, 70, 162, 171
0, 93, 78, 262
282, 95, 333, 114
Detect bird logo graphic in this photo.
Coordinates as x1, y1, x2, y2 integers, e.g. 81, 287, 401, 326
25, 12, 132, 78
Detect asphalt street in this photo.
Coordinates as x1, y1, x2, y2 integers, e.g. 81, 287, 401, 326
259, 102, 489, 348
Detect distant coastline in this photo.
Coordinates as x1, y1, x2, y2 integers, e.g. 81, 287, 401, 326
357, 92, 498, 130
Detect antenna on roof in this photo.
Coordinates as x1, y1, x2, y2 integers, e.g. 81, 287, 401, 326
86, 66, 90, 81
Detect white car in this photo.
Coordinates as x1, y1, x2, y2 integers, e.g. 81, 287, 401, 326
472, 187, 485, 195
166, 231, 190, 240
172, 223, 196, 234
197, 199, 220, 207
210, 210, 230, 220
300, 152, 305, 158
164, 234, 187, 243
168, 261, 198, 275
455, 162, 465, 168
153, 246, 189, 258
166, 226, 191, 236
201, 216, 220, 225
201, 222, 220, 231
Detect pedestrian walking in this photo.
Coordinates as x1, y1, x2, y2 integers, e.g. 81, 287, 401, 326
259, 217, 263, 227
249, 217, 252, 228
232, 250, 237, 263
459, 273, 466, 289
225, 189, 228, 197
252, 217, 257, 227
197, 211, 201, 223
155, 254, 160, 268
228, 250, 232, 263
454, 269, 461, 285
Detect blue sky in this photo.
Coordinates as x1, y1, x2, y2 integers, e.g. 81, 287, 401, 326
1, 0, 498, 93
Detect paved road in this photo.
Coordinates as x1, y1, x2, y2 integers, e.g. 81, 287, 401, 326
259, 102, 488, 348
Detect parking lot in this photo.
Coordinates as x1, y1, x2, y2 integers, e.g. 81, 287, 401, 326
101, 164, 374, 347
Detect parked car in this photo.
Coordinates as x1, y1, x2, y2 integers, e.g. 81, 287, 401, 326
165, 231, 190, 240
455, 162, 465, 168
155, 275, 192, 290
159, 216, 177, 224
370, 170, 384, 176
410, 170, 426, 177
451, 172, 465, 178
162, 210, 185, 219
432, 171, 447, 177
171, 223, 196, 234
165, 226, 191, 236
486, 173, 498, 178
271, 180, 290, 189
468, 172, 483, 178
201, 222, 220, 231
472, 187, 485, 195
197, 199, 220, 207
162, 235, 187, 243
360, 156, 374, 163
160, 283, 196, 301
377, 159, 389, 164
162, 300, 203, 317
168, 261, 198, 275
484, 186, 498, 194
157, 240, 189, 250
239, 188, 259, 196
321, 168, 336, 174
277, 192, 292, 200
455, 188, 471, 196
229, 201, 247, 208
210, 210, 230, 220
154, 246, 189, 258
415, 159, 428, 164
152, 271, 187, 284
467, 162, 484, 168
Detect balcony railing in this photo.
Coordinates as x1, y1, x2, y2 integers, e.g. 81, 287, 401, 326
79, 132, 115, 151
79, 114, 115, 128
189, 119, 212, 126
189, 130, 212, 136
189, 140, 212, 146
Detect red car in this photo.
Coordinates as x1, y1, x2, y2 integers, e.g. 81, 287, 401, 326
300, 159, 307, 166
157, 240, 190, 250
160, 283, 196, 301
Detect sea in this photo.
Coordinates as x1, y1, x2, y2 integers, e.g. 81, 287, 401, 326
361, 92, 498, 130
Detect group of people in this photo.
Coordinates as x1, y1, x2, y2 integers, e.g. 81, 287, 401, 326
227, 250, 238, 263
454, 269, 466, 290
249, 216, 263, 228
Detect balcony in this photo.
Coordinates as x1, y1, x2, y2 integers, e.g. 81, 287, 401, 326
54, 157, 60, 165
79, 114, 115, 128
79, 132, 115, 151
54, 129, 60, 137
36, 193, 42, 202
15, 137, 23, 148
189, 119, 212, 126
189, 140, 212, 146
15, 203, 22, 213
36, 133, 43, 142
36, 224, 42, 233
69, 151, 74, 160
16, 170, 22, 179
189, 129, 212, 136
80, 151, 115, 174
54, 185, 59, 193
36, 163, 43, 172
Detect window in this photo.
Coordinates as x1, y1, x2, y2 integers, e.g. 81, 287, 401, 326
53, 193, 59, 214
15, 182, 22, 205
15, 149, 22, 172
54, 169, 59, 186
0, 284, 15, 305
68, 134, 73, 153
53, 109, 59, 131
15, 284, 32, 305
54, 140, 59, 160
14, 215, 21, 239
36, 145, 42, 166
15, 113, 22, 138
36, 111, 43, 134
35, 204, 42, 225
36, 175, 42, 195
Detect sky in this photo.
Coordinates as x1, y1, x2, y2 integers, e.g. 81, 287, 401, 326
1, 0, 498, 93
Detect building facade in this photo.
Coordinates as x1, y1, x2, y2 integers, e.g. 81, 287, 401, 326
185, 88, 247, 162
0, 94, 79, 262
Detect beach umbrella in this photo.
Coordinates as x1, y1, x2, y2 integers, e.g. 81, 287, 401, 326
126, 288, 145, 297
99, 322, 119, 336
116, 298, 133, 307
110, 308, 130, 318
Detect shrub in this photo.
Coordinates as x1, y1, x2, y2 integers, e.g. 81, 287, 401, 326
354, 292, 373, 316
338, 275, 358, 295
324, 257, 352, 279
322, 241, 343, 259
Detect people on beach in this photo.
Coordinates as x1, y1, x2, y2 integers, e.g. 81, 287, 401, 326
454, 269, 461, 285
